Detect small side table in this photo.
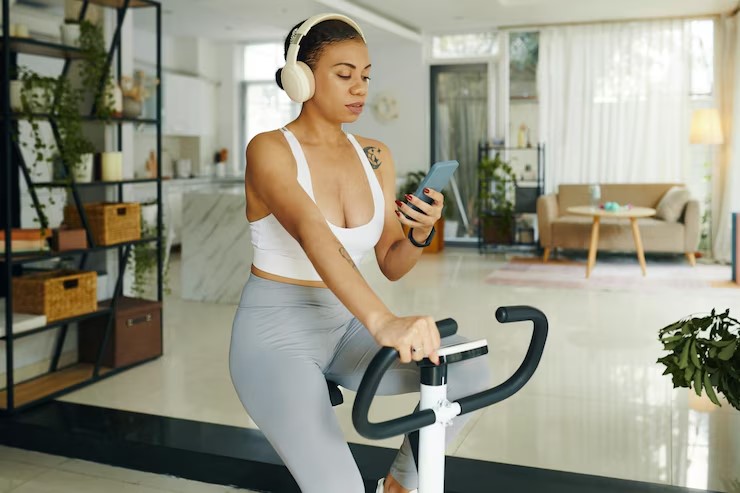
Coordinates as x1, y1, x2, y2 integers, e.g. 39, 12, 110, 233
566, 206, 657, 278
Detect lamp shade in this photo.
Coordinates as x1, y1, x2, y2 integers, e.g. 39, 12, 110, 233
690, 108, 724, 145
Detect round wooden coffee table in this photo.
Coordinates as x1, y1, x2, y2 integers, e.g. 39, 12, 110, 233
566, 206, 656, 278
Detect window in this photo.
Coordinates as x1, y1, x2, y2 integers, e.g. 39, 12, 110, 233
431, 32, 498, 59
242, 43, 299, 152
690, 20, 714, 97
509, 32, 539, 99
590, 20, 714, 104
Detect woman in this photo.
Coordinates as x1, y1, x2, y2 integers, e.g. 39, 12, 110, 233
230, 13, 489, 493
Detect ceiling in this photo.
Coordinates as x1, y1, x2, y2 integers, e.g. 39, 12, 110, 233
130, 0, 739, 42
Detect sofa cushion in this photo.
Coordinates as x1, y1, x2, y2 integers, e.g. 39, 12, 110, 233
655, 186, 690, 222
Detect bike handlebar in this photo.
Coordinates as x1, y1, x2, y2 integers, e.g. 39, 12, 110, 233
351, 318, 457, 440
352, 307, 548, 440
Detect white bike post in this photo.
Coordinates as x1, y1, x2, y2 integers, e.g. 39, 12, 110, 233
418, 383, 449, 492
417, 340, 487, 493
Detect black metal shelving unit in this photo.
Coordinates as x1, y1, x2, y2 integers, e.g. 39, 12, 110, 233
1, 0, 162, 413
477, 142, 545, 253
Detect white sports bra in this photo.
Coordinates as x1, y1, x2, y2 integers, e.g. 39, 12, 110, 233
249, 127, 385, 282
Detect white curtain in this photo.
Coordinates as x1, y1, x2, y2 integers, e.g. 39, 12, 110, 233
538, 21, 691, 193
713, 14, 740, 263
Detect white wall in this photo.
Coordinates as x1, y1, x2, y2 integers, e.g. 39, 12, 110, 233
134, 29, 190, 74
214, 42, 242, 173
347, 37, 428, 178
134, 30, 223, 177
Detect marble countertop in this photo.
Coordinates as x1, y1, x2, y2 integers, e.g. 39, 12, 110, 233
129, 176, 243, 188
166, 176, 243, 185
180, 190, 250, 304
183, 186, 243, 196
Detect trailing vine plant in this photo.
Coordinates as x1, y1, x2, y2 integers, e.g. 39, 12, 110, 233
13, 20, 115, 228
79, 20, 116, 120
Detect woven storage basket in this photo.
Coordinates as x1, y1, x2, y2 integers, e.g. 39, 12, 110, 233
64, 202, 141, 246
12, 270, 98, 322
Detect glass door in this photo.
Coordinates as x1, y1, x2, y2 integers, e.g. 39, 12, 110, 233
430, 64, 488, 241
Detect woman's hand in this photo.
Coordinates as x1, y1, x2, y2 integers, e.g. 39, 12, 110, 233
368, 313, 441, 365
395, 188, 444, 242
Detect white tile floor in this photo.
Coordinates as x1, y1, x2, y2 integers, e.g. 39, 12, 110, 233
22, 248, 740, 492
0, 445, 259, 493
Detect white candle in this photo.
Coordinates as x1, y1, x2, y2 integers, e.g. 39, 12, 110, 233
101, 152, 123, 181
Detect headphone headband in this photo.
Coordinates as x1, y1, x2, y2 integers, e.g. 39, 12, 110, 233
285, 13, 366, 66
280, 13, 365, 103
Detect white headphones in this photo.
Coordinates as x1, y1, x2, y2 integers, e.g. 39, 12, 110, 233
280, 13, 366, 103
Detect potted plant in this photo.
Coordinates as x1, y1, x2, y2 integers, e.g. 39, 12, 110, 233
130, 215, 170, 299
478, 152, 517, 244
398, 170, 445, 253
79, 20, 119, 120
657, 309, 739, 411
15, 67, 95, 228
13, 19, 115, 228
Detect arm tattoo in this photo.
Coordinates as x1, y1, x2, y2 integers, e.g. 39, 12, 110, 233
363, 146, 382, 170
339, 246, 358, 270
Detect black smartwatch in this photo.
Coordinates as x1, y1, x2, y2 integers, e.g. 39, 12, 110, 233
408, 226, 436, 248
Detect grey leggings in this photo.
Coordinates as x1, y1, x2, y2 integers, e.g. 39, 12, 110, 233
229, 275, 491, 493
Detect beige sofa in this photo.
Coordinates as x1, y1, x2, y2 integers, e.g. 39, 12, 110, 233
537, 184, 700, 265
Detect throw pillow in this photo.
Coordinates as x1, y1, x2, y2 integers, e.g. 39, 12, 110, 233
655, 186, 690, 222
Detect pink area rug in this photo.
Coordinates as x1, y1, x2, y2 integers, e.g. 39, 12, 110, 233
484, 257, 738, 292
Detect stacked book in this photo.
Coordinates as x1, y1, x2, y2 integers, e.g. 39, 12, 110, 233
0, 228, 51, 254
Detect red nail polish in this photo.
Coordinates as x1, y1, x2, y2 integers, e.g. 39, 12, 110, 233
395, 200, 403, 207
424, 188, 430, 193
405, 194, 413, 201
395, 210, 401, 216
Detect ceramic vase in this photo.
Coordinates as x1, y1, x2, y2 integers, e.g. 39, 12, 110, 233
60, 23, 80, 47
73, 153, 94, 182
122, 97, 142, 118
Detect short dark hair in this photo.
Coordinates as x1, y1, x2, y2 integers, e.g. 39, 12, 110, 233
275, 19, 363, 89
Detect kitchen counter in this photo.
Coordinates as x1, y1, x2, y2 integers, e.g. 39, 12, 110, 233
130, 176, 244, 247
166, 176, 243, 186
180, 185, 251, 304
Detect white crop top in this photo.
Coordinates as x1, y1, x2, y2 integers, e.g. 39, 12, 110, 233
249, 127, 385, 281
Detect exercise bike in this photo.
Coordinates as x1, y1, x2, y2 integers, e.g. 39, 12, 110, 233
350, 305, 548, 493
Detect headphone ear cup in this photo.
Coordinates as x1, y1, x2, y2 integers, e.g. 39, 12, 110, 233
296, 61, 315, 101
281, 61, 315, 103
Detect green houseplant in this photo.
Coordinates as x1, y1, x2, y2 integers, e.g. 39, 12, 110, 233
478, 152, 517, 244
130, 208, 170, 298
15, 19, 114, 229
79, 20, 117, 120
657, 309, 739, 410
130, 225, 170, 298
16, 67, 94, 229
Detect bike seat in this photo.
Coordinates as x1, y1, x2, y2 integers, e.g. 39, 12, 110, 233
327, 380, 344, 406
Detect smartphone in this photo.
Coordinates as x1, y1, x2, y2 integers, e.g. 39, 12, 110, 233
406, 160, 459, 215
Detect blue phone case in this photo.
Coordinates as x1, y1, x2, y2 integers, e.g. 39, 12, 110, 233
408, 160, 459, 214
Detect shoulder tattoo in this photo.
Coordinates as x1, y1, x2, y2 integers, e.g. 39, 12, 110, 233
339, 246, 358, 270
363, 146, 382, 170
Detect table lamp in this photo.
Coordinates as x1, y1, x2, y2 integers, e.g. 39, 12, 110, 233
689, 108, 724, 254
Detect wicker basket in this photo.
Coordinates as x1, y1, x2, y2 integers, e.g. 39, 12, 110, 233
13, 270, 98, 322
64, 202, 141, 246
